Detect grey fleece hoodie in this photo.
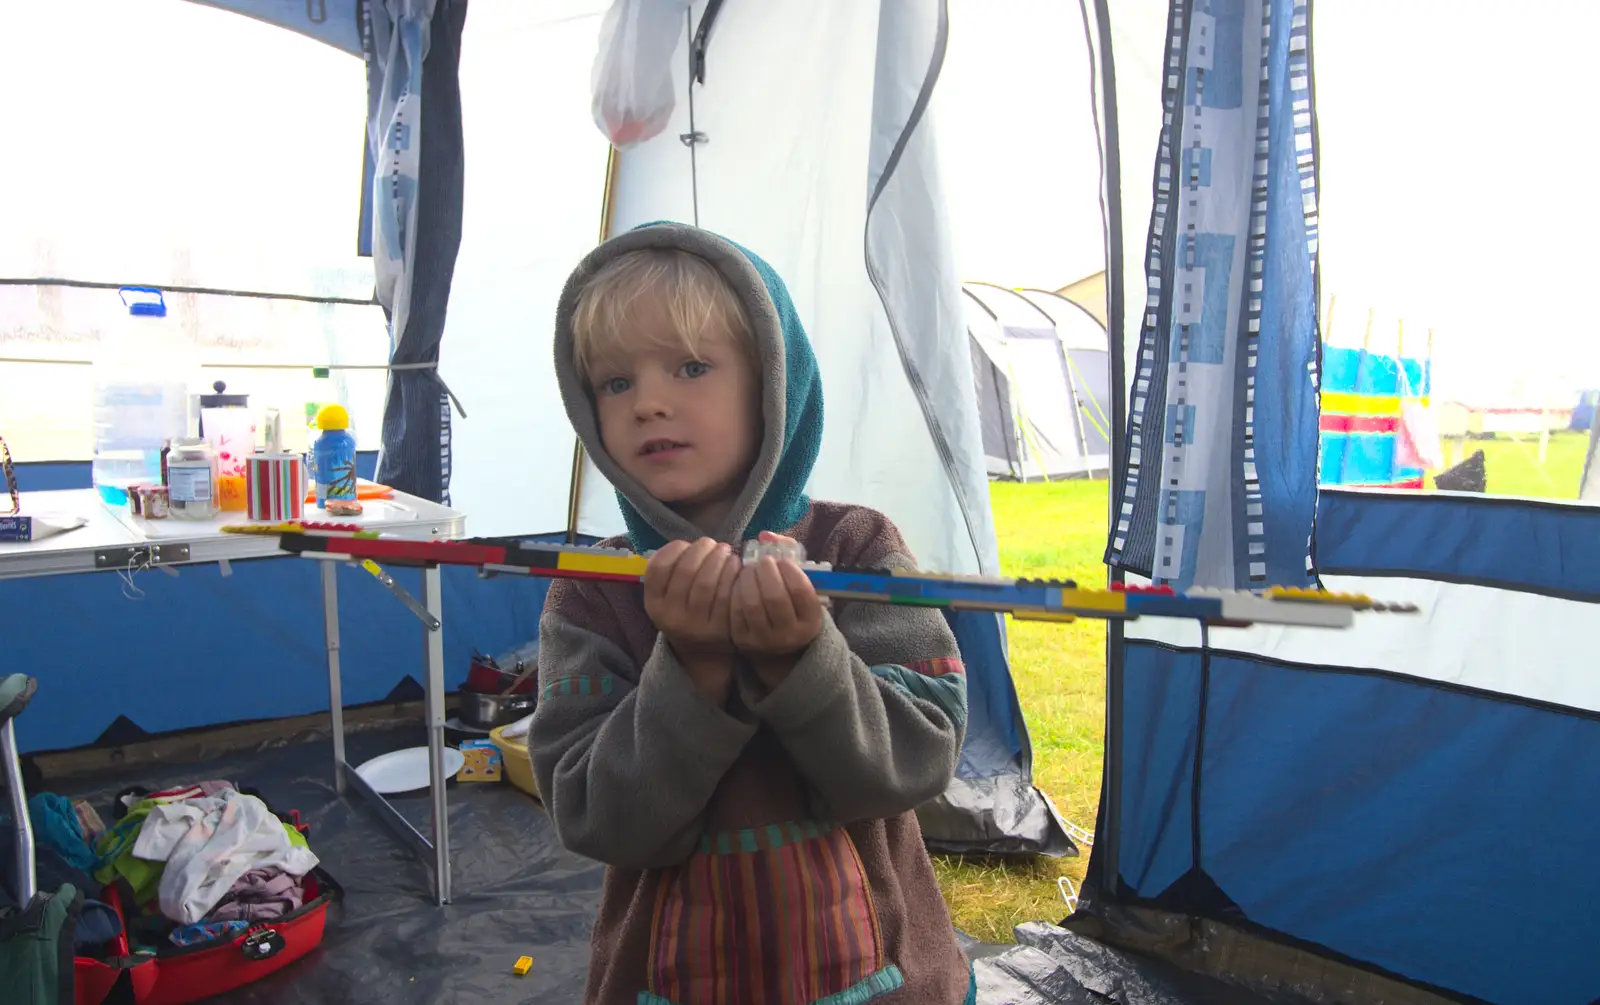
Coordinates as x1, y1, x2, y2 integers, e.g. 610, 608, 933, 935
528, 223, 974, 1005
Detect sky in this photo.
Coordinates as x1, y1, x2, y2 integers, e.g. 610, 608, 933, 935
1, 0, 1594, 411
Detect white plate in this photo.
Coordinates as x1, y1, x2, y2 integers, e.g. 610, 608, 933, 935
355, 745, 466, 794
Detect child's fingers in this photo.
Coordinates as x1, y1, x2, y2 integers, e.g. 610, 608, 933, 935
711, 553, 741, 618
666, 538, 720, 602
733, 567, 774, 637
685, 544, 732, 614
755, 557, 798, 628
643, 540, 690, 605
776, 559, 816, 607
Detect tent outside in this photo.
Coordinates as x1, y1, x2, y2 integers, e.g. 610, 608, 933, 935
964, 282, 1111, 481
1057, 268, 1109, 329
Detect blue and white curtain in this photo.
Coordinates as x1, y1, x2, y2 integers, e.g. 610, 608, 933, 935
1106, 0, 1320, 591
363, 0, 467, 504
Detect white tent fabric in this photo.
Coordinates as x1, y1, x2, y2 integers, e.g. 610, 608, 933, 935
444, 1, 614, 538
454, 1, 998, 578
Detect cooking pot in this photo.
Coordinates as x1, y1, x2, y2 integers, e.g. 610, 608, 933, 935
458, 689, 537, 731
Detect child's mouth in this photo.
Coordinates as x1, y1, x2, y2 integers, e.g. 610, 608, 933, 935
639, 439, 689, 458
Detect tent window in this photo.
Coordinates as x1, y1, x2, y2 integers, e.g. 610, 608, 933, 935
0, 0, 384, 460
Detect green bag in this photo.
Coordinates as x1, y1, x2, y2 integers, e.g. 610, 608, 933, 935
0, 882, 81, 1005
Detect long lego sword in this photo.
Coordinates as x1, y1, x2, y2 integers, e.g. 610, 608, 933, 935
224, 523, 1417, 629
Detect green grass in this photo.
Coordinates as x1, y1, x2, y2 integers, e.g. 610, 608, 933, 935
1436, 431, 1590, 499
933, 479, 1110, 944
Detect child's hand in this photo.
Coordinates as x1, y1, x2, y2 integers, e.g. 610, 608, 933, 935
731, 533, 823, 690
644, 538, 741, 702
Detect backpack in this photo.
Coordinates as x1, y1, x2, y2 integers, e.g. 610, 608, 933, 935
0, 673, 80, 1005
0, 881, 83, 1005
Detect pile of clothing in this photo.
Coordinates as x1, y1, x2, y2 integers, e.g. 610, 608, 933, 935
3, 781, 321, 953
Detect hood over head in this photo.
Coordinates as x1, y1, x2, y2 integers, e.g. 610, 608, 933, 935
553, 222, 824, 551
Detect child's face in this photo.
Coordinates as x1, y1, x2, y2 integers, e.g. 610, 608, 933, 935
590, 294, 762, 531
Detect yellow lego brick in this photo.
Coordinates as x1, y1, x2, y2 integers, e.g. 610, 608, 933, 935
1058, 588, 1128, 614
513, 956, 533, 976
1267, 586, 1372, 606
1012, 610, 1078, 623
556, 551, 650, 577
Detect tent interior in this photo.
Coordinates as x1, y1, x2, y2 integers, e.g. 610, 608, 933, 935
2, 1, 1597, 1004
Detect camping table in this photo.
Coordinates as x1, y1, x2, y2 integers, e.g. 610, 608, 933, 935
0, 488, 467, 905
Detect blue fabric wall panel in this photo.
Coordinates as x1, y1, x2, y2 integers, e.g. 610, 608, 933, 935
1118, 644, 1202, 897
946, 610, 1024, 777
1120, 642, 1600, 1005
11, 559, 549, 753
1248, 0, 1322, 588
1317, 489, 1600, 600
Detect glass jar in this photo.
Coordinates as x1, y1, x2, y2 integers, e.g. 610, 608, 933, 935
165, 437, 219, 521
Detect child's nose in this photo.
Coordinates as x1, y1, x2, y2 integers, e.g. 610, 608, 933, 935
631, 374, 673, 419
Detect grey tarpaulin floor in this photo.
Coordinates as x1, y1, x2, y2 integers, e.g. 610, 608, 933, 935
43, 726, 1295, 1004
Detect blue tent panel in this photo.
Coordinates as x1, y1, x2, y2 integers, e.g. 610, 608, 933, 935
1318, 488, 1600, 600
945, 609, 1024, 776
1118, 642, 1600, 1005
10, 457, 548, 752
12, 558, 550, 753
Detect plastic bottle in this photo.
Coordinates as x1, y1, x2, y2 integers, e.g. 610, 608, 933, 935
91, 288, 192, 507
310, 403, 361, 515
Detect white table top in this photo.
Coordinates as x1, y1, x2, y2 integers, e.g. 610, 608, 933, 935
0, 488, 467, 580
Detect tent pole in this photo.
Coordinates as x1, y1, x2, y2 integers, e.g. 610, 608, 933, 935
1078, 0, 1125, 904
564, 145, 623, 545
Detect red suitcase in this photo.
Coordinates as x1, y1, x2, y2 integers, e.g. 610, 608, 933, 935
134, 869, 340, 1005
73, 883, 158, 1005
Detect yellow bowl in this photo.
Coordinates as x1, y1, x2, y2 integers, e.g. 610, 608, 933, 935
489, 723, 540, 802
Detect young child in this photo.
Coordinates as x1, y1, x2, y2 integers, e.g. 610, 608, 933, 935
529, 222, 975, 1005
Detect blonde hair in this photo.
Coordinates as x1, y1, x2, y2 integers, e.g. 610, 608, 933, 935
571, 248, 753, 380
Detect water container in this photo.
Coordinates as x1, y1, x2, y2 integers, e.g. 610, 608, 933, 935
90, 288, 193, 507
310, 403, 360, 515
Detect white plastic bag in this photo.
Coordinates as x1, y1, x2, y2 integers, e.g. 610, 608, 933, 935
590, 0, 692, 149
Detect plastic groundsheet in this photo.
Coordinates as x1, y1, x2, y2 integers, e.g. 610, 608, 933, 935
965, 923, 1302, 1004
32, 727, 1302, 1004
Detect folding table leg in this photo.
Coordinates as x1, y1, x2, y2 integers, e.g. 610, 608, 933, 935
321, 558, 346, 796
420, 564, 452, 905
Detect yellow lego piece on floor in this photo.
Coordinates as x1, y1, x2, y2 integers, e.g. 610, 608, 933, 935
513, 956, 533, 976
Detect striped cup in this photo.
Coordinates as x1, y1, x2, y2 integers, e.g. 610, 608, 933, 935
246, 453, 306, 522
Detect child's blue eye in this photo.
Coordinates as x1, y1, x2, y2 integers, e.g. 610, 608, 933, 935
600, 376, 631, 395
680, 360, 711, 379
